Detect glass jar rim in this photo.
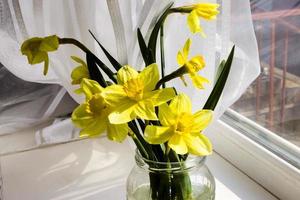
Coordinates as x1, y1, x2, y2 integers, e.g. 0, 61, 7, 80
135, 149, 206, 172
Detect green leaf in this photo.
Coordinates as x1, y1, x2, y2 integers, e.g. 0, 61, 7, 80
89, 30, 122, 71
148, 2, 173, 62
203, 46, 235, 110
214, 59, 226, 85
137, 28, 152, 66
86, 52, 107, 87
87, 52, 117, 84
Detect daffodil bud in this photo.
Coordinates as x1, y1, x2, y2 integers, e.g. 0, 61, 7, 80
70, 56, 90, 85
21, 35, 59, 75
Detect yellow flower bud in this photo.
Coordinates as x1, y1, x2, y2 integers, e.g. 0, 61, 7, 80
70, 56, 90, 85
21, 35, 59, 75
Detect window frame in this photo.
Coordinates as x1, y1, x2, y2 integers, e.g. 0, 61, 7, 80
208, 109, 300, 200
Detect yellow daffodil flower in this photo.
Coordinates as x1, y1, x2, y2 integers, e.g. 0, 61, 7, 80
144, 93, 213, 156
177, 38, 209, 89
71, 56, 90, 85
72, 78, 129, 142
102, 64, 176, 124
182, 3, 219, 37
21, 35, 59, 75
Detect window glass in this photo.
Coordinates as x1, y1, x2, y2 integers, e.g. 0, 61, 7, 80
230, 1, 300, 150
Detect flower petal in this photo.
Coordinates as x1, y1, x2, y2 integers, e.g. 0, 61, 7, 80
195, 3, 220, 20
187, 11, 207, 37
169, 93, 192, 115
177, 51, 185, 66
102, 85, 128, 107
189, 73, 209, 89
71, 66, 90, 85
144, 88, 175, 106
117, 65, 138, 85
71, 56, 89, 85
107, 123, 129, 142
39, 35, 59, 51
191, 110, 213, 132
183, 38, 191, 60
186, 55, 205, 72
21, 38, 41, 54
187, 10, 202, 34
139, 63, 159, 91
31, 51, 47, 64
134, 102, 158, 120
159, 103, 176, 126
81, 78, 103, 99
145, 125, 172, 144
168, 134, 188, 155
184, 133, 212, 156
180, 75, 188, 87
71, 103, 94, 128
79, 117, 107, 138
43, 56, 49, 75
108, 101, 137, 124
71, 56, 87, 66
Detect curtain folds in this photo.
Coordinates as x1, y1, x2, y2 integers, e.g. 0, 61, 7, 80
0, 0, 260, 144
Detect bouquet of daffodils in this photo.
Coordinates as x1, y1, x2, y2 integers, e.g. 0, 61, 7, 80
21, 2, 234, 199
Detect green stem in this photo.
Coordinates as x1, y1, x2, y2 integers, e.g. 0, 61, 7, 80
132, 120, 164, 161
155, 67, 186, 89
130, 133, 148, 159
164, 144, 171, 162
58, 37, 117, 83
136, 119, 146, 132
169, 8, 191, 14
160, 24, 166, 88
148, 3, 173, 62
128, 121, 157, 161
150, 162, 192, 200
58, 37, 90, 52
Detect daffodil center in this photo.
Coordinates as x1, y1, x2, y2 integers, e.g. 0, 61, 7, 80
124, 78, 144, 101
186, 60, 202, 73
87, 94, 107, 115
175, 112, 193, 133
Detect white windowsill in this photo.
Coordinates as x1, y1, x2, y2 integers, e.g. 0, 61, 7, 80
0, 137, 277, 200
208, 117, 300, 200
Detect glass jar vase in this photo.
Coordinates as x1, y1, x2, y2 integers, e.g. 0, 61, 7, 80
127, 150, 215, 200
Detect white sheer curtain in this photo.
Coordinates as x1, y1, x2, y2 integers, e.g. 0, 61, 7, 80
0, 0, 260, 144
